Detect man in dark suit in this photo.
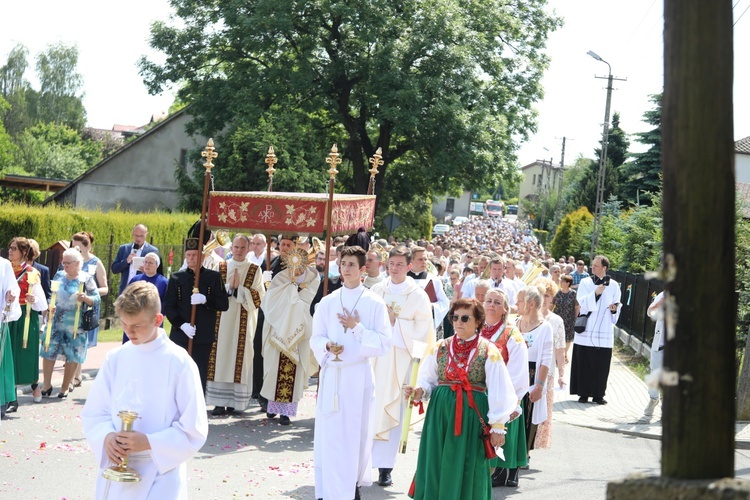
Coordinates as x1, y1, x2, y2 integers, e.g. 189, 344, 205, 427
163, 237, 229, 393
27, 239, 51, 302
111, 224, 162, 296
252, 234, 294, 412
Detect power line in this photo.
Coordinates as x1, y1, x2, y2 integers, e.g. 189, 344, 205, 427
736, 2, 750, 26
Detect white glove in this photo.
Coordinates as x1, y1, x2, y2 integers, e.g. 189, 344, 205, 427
180, 323, 196, 339
191, 293, 207, 305
262, 271, 273, 282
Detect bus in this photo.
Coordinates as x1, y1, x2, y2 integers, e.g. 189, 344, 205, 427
485, 199, 505, 217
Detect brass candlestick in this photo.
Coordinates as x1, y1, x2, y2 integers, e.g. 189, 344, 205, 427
102, 411, 142, 483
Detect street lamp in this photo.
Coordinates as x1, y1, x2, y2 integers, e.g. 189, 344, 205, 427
587, 50, 624, 260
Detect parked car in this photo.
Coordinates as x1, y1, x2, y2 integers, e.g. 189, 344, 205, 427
433, 224, 451, 236
452, 216, 469, 226
507, 204, 518, 215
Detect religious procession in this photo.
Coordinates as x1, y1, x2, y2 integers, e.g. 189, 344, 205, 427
0, 142, 623, 500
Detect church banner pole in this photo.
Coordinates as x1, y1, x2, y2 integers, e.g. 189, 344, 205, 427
189, 138, 217, 355
367, 147, 383, 196
322, 144, 341, 296
264, 146, 278, 274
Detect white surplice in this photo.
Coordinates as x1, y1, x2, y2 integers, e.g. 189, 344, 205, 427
81, 329, 208, 500
411, 273, 450, 331
206, 258, 265, 410
311, 284, 391, 500
575, 276, 622, 348
369, 277, 434, 468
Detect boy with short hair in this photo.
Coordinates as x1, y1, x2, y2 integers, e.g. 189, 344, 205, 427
82, 281, 208, 499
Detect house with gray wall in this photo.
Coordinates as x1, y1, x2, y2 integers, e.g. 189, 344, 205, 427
45, 109, 207, 212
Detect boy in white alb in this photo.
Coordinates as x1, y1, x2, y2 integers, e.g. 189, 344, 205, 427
311, 246, 391, 500
82, 281, 208, 499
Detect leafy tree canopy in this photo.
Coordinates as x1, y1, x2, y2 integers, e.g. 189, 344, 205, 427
140, 0, 561, 211
618, 93, 662, 206
15, 122, 102, 180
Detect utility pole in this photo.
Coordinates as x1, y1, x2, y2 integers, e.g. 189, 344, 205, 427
587, 51, 626, 259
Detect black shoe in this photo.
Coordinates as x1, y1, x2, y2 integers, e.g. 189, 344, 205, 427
378, 468, 393, 486
491, 467, 507, 487
506, 468, 519, 487
57, 392, 68, 399
279, 415, 291, 426
593, 398, 608, 405
6, 401, 18, 413
578, 396, 589, 403
354, 486, 361, 500
212, 406, 226, 416
267, 412, 277, 419
226, 407, 235, 414
41, 387, 53, 398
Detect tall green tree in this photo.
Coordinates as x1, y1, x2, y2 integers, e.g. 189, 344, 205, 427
0, 44, 35, 136
15, 122, 102, 180
618, 93, 662, 205
35, 43, 86, 129
569, 112, 628, 212
0, 97, 18, 172
140, 0, 561, 211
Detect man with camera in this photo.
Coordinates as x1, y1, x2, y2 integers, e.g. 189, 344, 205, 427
570, 255, 621, 405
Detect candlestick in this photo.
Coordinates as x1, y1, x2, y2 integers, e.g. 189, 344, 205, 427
72, 282, 84, 339
399, 340, 428, 454
45, 281, 61, 351
22, 272, 39, 348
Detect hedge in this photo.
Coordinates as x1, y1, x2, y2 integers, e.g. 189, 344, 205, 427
0, 203, 198, 249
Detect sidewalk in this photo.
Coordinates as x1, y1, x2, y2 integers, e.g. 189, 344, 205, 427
552, 353, 750, 449
20, 342, 750, 450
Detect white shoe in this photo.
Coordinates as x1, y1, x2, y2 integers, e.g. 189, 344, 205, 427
644, 398, 659, 416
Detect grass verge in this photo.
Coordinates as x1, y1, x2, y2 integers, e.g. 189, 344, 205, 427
613, 338, 650, 381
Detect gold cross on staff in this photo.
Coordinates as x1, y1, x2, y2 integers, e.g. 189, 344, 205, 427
265, 146, 278, 177
326, 144, 342, 178
202, 138, 218, 171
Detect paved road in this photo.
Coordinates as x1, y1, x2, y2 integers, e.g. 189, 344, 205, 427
2, 344, 750, 499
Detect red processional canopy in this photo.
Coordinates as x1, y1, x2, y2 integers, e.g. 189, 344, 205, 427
206, 191, 376, 237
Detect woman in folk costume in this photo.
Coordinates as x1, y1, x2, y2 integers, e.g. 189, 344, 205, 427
532, 277, 566, 449
260, 240, 320, 425
516, 286, 554, 466
0, 256, 22, 419
406, 298, 516, 500
5, 237, 48, 411
481, 288, 529, 488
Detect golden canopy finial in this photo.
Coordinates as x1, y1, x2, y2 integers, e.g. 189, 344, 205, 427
265, 146, 278, 178
326, 143, 342, 178
201, 138, 218, 172
369, 147, 384, 177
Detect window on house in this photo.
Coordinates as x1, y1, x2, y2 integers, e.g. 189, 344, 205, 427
180, 149, 188, 168
533, 174, 536, 186
446, 198, 455, 212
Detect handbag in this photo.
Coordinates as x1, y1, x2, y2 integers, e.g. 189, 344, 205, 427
574, 312, 591, 333
82, 306, 99, 331
468, 396, 497, 459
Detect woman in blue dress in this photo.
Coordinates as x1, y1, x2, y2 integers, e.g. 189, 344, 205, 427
70, 232, 108, 387
39, 248, 100, 398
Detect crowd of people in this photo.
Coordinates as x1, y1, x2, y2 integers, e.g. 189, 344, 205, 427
0, 216, 633, 499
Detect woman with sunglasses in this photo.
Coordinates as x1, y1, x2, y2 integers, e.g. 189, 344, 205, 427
39, 248, 100, 399
5, 238, 48, 410
516, 286, 554, 467
406, 298, 516, 499
481, 289, 529, 488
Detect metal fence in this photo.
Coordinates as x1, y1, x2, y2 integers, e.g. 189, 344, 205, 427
609, 270, 664, 346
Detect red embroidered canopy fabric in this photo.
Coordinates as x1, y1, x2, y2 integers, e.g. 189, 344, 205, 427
207, 191, 376, 237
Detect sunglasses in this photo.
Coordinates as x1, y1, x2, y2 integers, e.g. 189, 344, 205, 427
449, 314, 472, 323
